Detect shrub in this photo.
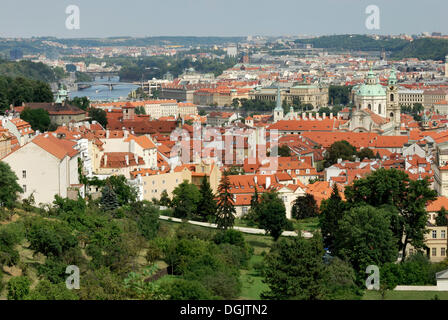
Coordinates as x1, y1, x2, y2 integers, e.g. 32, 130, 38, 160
7, 276, 31, 300
160, 279, 212, 300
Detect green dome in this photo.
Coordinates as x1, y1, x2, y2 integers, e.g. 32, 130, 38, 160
355, 83, 386, 97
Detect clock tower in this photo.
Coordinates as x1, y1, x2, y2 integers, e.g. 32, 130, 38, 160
386, 68, 401, 135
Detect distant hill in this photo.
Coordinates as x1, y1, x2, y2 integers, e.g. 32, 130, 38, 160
0, 59, 64, 83
295, 35, 448, 61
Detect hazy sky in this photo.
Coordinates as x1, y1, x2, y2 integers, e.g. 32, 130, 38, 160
0, 0, 446, 38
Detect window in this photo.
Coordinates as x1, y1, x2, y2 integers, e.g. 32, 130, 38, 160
242, 207, 248, 214
432, 230, 437, 239
442, 230, 446, 239
432, 248, 437, 256
23, 185, 26, 192
22, 170, 26, 178
442, 248, 446, 257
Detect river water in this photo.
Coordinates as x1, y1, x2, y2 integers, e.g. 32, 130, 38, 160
68, 76, 139, 102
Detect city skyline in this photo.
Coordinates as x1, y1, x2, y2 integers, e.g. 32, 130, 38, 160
0, 0, 446, 38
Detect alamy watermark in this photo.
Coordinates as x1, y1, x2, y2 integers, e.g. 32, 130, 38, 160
365, 5, 380, 30
365, 265, 380, 290
66, 265, 80, 290
66, 5, 80, 30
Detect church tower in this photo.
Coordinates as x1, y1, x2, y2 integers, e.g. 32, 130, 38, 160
386, 68, 401, 134
273, 86, 284, 122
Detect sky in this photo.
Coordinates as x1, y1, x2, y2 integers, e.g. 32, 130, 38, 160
0, 0, 446, 38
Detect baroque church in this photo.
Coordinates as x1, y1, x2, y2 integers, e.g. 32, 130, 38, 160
339, 68, 402, 135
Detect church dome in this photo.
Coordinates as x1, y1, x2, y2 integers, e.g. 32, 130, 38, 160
354, 69, 386, 97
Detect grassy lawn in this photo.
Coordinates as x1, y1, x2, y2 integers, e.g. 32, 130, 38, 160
292, 217, 320, 233
363, 290, 448, 300
240, 255, 269, 300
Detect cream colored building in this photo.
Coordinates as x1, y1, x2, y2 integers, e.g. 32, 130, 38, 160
406, 226, 448, 263
398, 89, 424, 107
1, 134, 80, 205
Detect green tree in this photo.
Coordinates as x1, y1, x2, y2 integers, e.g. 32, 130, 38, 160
26, 280, 79, 300
262, 235, 327, 300
436, 207, 448, 226
159, 190, 172, 207
106, 175, 137, 206
357, 148, 375, 160
196, 176, 217, 222
215, 175, 236, 230
334, 205, 398, 274
291, 194, 319, 220
323, 257, 361, 300
160, 279, 211, 300
88, 107, 108, 128
70, 97, 90, 111
20, 107, 51, 132
7, 276, 30, 300
101, 184, 119, 211
255, 191, 291, 240
0, 162, 23, 209
324, 140, 357, 167
318, 184, 347, 252
128, 201, 160, 240
171, 180, 201, 219
344, 168, 437, 261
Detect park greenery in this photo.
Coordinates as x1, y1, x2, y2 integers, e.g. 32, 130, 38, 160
0, 158, 446, 300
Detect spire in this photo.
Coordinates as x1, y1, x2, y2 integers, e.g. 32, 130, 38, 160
388, 67, 397, 86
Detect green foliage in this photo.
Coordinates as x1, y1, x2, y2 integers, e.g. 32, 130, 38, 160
196, 177, 217, 222
78, 267, 129, 300
171, 180, 201, 219
334, 205, 398, 274
262, 235, 327, 300
0, 222, 24, 267
26, 280, 79, 300
124, 265, 169, 300
291, 194, 319, 220
106, 175, 137, 206
0, 161, 23, 208
69, 97, 90, 111
0, 59, 63, 82
254, 191, 292, 240
319, 184, 347, 252
323, 257, 361, 300
357, 148, 375, 160
159, 190, 172, 207
328, 85, 353, 105
127, 201, 160, 240
135, 106, 146, 115
88, 107, 108, 128
436, 207, 448, 227
345, 168, 437, 260
160, 278, 212, 300
101, 184, 119, 212
324, 140, 357, 167
36, 256, 67, 284
215, 175, 236, 230
27, 218, 78, 257
20, 107, 51, 132
0, 78, 53, 114
7, 276, 31, 300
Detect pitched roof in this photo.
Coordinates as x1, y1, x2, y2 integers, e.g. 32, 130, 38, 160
32, 134, 78, 160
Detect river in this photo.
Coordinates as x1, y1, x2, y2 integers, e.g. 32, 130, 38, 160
68, 76, 139, 102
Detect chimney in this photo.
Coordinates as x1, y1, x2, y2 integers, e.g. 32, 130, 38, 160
302, 112, 306, 119
337, 158, 342, 164
106, 130, 110, 139
125, 154, 129, 166
266, 176, 271, 189
254, 176, 258, 185
323, 113, 326, 119
104, 155, 108, 167
330, 113, 333, 119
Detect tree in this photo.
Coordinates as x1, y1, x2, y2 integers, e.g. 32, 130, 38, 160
276, 145, 292, 157
88, 107, 108, 128
0, 162, 23, 209
215, 175, 236, 230
334, 205, 398, 276
436, 207, 448, 227
160, 279, 211, 300
171, 180, 201, 219
70, 97, 90, 111
291, 194, 319, 220
128, 201, 160, 240
20, 107, 51, 132
255, 191, 291, 240
159, 190, 171, 207
262, 235, 327, 300
100, 184, 119, 211
135, 106, 146, 115
7, 276, 30, 300
26, 280, 79, 300
196, 176, 217, 222
107, 175, 137, 206
357, 148, 375, 160
344, 168, 437, 261
319, 184, 347, 252
324, 140, 357, 167
322, 257, 361, 300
